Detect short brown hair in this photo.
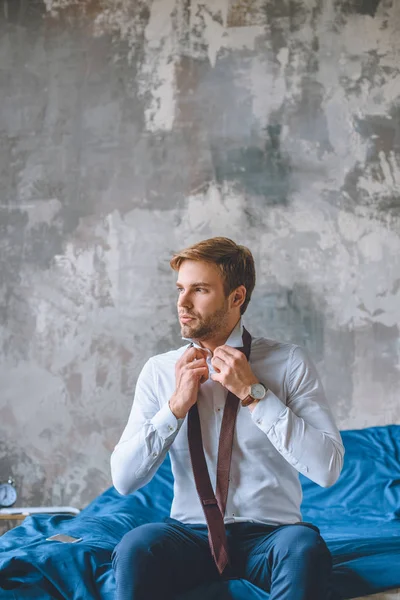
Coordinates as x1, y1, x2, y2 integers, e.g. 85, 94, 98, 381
170, 237, 256, 314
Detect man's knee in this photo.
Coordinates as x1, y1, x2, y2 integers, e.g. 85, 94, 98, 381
112, 523, 172, 569
274, 524, 331, 566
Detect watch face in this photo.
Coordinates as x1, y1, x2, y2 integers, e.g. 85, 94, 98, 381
0, 483, 17, 508
251, 383, 267, 400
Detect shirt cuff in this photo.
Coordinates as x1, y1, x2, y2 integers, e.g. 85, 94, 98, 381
251, 390, 287, 432
150, 402, 183, 441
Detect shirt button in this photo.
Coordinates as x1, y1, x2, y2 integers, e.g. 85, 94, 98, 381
168, 425, 174, 431
152, 452, 158, 458
256, 419, 263, 425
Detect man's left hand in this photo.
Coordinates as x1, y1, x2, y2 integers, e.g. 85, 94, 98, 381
211, 345, 258, 401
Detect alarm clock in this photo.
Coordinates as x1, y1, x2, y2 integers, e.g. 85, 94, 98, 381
0, 477, 17, 508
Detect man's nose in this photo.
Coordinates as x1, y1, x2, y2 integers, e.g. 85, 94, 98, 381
178, 291, 192, 308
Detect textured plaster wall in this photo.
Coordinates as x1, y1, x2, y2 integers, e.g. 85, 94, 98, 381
0, 0, 399, 514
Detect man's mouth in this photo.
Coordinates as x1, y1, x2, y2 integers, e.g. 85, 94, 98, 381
180, 315, 196, 323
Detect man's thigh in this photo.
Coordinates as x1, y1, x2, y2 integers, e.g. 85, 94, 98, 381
231, 522, 332, 592
113, 519, 219, 596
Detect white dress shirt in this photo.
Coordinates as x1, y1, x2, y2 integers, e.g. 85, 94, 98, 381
111, 319, 344, 526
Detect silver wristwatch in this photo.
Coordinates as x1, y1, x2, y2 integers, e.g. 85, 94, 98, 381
241, 382, 268, 407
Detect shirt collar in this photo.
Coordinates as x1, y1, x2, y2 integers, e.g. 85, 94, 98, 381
182, 318, 244, 350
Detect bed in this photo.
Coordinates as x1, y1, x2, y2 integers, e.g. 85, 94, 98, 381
0, 424, 399, 599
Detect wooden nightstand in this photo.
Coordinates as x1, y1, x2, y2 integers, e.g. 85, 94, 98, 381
0, 507, 80, 535
0, 513, 27, 535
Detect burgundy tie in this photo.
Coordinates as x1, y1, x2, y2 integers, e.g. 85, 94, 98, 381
187, 328, 252, 576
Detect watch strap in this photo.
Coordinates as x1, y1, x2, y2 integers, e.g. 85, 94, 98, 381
241, 394, 256, 407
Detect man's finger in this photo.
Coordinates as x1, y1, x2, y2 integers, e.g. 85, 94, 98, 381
211, 356, 224, 372
192, 347, 208, 357
213, 349, 235, 367
192, 366, 209, 381
182, 346, 208, 363
187, 358, 207, 369
210, 372, 222, 383
214, 345, 243, 359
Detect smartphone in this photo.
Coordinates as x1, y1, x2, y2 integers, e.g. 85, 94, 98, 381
46, 533, 82, 543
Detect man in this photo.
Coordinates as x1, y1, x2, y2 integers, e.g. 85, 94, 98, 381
111, 237, 344, 600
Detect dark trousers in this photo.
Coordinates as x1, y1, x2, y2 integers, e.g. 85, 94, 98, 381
112, 518, 336, 600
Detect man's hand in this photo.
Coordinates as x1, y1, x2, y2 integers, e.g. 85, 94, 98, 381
211, 345, 258, 401
169, 347, 209, 419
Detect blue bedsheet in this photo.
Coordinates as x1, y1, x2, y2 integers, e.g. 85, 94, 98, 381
0, 425, 399, 599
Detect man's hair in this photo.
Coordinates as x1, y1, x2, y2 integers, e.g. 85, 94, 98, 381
170, 237, 256, 315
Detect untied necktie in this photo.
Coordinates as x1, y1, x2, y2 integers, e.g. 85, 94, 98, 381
187, 328, 252, 576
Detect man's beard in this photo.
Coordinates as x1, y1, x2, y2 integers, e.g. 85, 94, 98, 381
180, 302, 229, 341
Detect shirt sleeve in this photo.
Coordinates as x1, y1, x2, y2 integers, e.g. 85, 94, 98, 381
250, 345, 345, 487
110, 358, 183, 495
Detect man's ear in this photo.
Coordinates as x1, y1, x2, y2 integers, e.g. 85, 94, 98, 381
231, 285, 246, 309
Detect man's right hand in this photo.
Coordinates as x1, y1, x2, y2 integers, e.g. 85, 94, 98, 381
169, 346, 209, 419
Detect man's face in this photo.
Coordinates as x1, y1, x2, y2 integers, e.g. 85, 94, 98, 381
176, 260, 230, 340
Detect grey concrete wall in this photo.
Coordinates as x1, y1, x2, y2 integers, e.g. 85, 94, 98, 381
0, 0, 399, 509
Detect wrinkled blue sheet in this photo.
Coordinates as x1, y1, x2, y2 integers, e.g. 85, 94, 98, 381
0, 425, 399, 599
